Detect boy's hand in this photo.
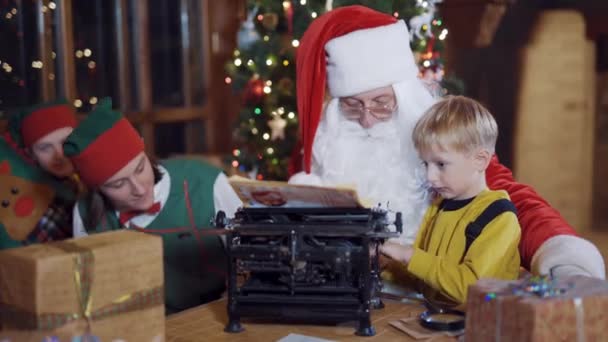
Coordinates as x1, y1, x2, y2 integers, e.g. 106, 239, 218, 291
378, 254, 392, 270
370, 244, 391, 270
379, 241, 414, 264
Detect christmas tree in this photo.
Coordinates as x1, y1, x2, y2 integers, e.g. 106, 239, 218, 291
226, 0, 460, 181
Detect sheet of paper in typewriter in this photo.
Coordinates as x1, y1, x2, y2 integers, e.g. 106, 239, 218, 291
228, 176, 371, 208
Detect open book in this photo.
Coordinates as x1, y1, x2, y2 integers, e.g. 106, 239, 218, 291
229, 176, 370, 208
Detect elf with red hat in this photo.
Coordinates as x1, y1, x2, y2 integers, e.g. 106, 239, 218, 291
64, 99, 242, 314
0, 100, 82, 248
7, 100, 83, 200
290, 6, 604, 278
8, 100, 78, 179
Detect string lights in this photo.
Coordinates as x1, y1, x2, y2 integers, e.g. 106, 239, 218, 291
225, 0, 452, 180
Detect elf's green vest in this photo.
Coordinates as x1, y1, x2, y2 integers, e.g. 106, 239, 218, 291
78, 158, 226, 313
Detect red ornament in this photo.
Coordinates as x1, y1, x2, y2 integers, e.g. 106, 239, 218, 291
244, 78, 265, 104
426, 36, 436, 55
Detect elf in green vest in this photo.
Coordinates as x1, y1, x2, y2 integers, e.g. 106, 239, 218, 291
64, 100, 242, 314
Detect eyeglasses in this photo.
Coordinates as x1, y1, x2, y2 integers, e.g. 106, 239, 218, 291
339, 99, 397, 121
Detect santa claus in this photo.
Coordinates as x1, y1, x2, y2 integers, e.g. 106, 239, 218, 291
289, 5, 605, 278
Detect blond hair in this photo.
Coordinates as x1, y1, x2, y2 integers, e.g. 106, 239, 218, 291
413, 95, 498, 154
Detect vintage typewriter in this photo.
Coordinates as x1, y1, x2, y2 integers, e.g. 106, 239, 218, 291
216, 206, 402, 336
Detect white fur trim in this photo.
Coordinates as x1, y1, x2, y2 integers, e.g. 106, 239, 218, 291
325, 21, 419, 97
531, 235, 606, 279
288, 171, 324, 186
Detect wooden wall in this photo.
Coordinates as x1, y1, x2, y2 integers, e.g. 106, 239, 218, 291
514, 10, 595, 231
205, 0, 243, 153
0, 0, 244, 157
594, 71, 608, 227
443, 2, 604, 231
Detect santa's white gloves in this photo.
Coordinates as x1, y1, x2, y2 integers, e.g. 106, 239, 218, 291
531, 235, 605, 279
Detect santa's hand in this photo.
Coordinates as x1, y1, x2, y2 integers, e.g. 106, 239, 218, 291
531, 235, 606, 279
379, 241, 414, 264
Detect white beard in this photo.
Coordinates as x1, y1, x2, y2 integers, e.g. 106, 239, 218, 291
289, 79, 436, 244
309, 97, 431, 244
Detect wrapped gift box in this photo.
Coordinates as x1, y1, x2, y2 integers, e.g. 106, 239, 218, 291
0, 230, 165, 342
465, 276, 608, 341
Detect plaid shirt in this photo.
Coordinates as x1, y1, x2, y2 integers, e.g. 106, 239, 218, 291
24, 196, 73, 245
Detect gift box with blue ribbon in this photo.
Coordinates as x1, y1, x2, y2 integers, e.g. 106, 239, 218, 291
465, 275, 608, 341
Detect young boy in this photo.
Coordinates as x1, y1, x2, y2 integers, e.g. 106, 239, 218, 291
379, 95, 521, 309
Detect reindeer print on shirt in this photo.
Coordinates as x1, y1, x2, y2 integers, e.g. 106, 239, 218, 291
0, 160, 55, 241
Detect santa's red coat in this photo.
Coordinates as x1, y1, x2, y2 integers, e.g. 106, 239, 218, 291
486, 155, 577, 269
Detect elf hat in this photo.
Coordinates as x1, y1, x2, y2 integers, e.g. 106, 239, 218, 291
296, 5, 419, 173
0, 138, 50, 183
8, 100, 77, 148
63, 98, 144, 188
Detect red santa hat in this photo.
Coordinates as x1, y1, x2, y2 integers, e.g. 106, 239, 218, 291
297, 5, 419, 173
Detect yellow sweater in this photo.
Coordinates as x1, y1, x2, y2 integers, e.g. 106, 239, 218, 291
386, 189, 521, 308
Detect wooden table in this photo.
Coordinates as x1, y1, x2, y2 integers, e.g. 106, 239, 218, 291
166, 298, 458, 341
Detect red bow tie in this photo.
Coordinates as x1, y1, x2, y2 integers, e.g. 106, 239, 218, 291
119, 202, 161, 226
